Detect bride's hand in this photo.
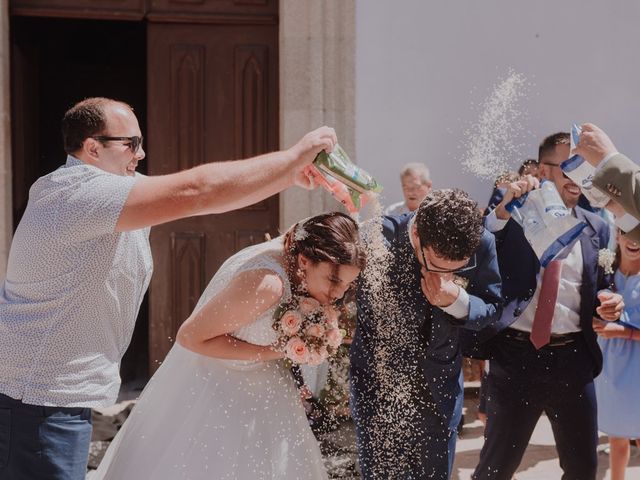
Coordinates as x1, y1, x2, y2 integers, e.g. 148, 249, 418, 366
299, 385, 313, 401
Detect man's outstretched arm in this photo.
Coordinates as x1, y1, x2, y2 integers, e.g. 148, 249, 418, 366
116, 126, 336, 231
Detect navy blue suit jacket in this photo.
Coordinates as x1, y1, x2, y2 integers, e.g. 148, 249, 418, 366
475, 207, 609, 375
351, 213, 503, 427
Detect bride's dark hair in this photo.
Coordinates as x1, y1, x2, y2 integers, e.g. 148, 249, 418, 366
283, 212, 366, 279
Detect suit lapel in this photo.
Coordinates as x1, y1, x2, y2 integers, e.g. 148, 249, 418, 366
576, 208, 599, 283
398, 222, 439, 344
396, 223, 433, 337
576, 208, 600, 330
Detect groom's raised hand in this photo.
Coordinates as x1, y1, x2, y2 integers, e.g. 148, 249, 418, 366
420, 270, 460, 308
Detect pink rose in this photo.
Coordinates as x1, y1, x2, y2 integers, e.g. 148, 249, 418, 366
285, 337, 310, 364
280, 310, 302, 336
324, 306, 339, 329
307, 349, 325, 366
299, 296, 321, 315
325, 328, 343, 348
318, 345, 329, 359
305, 323, 325, 338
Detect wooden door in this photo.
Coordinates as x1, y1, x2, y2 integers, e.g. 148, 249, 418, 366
10, 0, 145, 20
146, 17, 279, 371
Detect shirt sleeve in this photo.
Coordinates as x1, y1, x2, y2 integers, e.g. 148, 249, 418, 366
440, 287, 470, 319
616, 213, 640, 233
54, 169, 137, 243
484, 209, 509, 233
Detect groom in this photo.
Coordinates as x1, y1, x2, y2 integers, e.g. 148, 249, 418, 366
351, 189, 503, 480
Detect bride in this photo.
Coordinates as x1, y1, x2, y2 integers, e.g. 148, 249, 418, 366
93, 212, 366, 479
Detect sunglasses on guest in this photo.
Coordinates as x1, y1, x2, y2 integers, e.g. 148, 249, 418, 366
92, 135, 144, 154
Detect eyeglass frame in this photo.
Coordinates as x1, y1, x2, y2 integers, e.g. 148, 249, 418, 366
92, 135, 143, 154
539, 161, 569, 179
418, 244, 477, 275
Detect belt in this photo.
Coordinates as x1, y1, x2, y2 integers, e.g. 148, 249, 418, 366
503, 328, 580, 347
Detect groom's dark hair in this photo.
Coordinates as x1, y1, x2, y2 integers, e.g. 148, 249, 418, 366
415, 189, 483, 261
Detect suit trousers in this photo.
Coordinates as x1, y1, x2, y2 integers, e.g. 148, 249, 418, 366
472, 332, 598, 480
351, 365, 458, 480
0, 392, 93, 480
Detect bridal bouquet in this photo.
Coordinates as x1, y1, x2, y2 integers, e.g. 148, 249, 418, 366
272, 296, 345, 365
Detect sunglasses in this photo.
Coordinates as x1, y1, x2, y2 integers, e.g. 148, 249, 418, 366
92, 135, 144, 154
419, 246, 476, 275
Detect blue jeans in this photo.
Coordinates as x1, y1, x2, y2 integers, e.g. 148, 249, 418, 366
0, 392, 92, 480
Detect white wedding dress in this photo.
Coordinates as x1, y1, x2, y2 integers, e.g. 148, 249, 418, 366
93, 238, 328, 479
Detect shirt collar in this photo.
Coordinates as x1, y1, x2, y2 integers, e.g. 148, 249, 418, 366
65, 155, 84, 168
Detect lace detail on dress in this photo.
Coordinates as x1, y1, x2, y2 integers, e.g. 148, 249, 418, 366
192, 237, 291, 348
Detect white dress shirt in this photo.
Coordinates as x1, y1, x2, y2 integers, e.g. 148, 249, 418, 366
385, 201, 411, 216
485, 210, 583, 333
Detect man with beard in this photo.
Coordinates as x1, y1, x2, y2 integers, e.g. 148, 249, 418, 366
472, 132, 624, 480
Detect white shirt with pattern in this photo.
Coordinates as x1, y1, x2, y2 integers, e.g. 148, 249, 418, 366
0, 156, 153, 408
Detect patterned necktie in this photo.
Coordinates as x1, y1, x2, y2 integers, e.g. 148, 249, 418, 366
530, 260, 563, 349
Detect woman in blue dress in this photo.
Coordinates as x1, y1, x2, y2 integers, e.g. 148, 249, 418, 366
594, 230, 640, 480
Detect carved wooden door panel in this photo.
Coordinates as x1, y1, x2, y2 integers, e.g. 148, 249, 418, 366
147, 20, 279, 371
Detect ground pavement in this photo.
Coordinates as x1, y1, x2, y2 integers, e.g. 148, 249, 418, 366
88, 393, 639, 479
320, 396, 640, 479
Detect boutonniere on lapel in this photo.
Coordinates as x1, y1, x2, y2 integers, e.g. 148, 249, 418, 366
597, 248, 616, 275
452, 275, 470, 290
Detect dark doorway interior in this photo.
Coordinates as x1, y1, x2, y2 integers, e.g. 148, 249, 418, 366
10, 15, 149, 386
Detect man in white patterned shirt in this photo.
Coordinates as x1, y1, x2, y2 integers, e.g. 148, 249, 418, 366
0, 97, 337, 480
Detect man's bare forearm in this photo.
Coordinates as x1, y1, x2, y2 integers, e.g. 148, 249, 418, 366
116, 126, 337, 231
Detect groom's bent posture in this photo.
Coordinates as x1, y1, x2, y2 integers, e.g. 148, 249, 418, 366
351, 189, 503, 479
0, 97, 337, 480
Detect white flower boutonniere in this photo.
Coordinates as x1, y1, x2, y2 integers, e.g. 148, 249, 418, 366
453, 275, 470, 290
597, 248, 616, 275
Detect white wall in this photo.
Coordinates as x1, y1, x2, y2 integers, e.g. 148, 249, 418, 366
356, 0, 640, 209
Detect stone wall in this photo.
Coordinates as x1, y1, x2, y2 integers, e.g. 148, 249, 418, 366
279, 0, 356, 230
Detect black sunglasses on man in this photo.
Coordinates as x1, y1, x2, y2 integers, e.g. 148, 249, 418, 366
92, 135, 143, 154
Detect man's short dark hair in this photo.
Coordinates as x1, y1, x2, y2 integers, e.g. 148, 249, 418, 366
538, 132, 569, 163
61, 97, 132, 154
415, 189, 483, 261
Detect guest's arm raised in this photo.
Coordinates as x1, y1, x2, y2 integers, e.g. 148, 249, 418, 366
493, 175, 539, 221
176, 269, 285, 361
116, 126, 337, 231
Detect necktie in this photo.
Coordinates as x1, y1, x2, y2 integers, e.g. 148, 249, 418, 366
530, 260, 563, 349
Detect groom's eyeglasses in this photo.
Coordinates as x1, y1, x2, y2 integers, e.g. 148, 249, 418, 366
419, 247, 476, 275
92, 135, 144, 154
